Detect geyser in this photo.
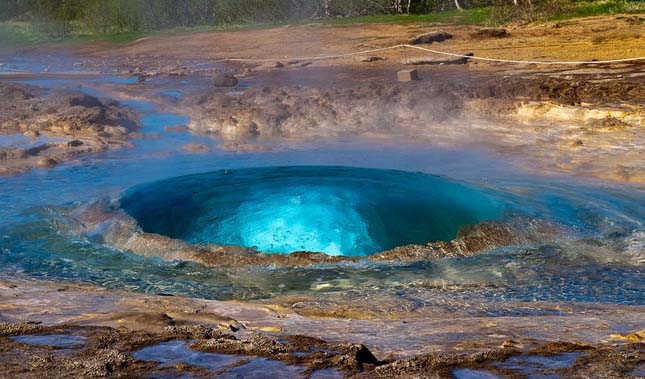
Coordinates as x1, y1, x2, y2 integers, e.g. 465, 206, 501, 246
120, 166, 505, 256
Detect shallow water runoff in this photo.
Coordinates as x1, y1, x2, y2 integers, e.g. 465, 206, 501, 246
0, 69, 643, 315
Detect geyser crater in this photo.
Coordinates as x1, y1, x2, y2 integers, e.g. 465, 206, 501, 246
120, 166, 506, 257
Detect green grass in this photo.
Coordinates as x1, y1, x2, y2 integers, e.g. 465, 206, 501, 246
548, 0, 645, 21
327, 8, 491, 26
0, 22, 148, 48
0, 21, 52, 48
0, 20, 296, 49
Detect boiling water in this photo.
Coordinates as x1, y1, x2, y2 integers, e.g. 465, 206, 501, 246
121, 167, 506, 256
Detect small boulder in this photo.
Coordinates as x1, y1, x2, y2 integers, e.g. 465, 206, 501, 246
397, 69, 420, 82
470, 28, 509, 38
408, 31, 453, 45
213, 72, 238, 87
37, 157, 58, 168
67, 140, 84, 148
69, 94, 103, 108
333, 344, 379, 370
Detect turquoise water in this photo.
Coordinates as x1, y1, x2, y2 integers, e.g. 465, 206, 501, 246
121, 167, 505, 256
0, 70, 643, 308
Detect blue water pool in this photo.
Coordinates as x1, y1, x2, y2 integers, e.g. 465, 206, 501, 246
120, 167, 506, 256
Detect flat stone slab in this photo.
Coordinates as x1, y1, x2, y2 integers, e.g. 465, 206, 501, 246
397, 69, 420, 82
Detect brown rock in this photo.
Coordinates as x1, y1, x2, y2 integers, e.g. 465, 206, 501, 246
37, 157, 58, 168
470, 28, 509, 38
397, 69, 420, 82
69, 94, 103, 108
213, 72, 238, 87
409, 31, 453, 45
67, 140, 84, 148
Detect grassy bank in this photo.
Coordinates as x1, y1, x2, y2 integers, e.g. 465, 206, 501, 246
328, 8, 491, 25
547, 0, 645, 20
0, 21, 146, 49
0, 21, 50, 47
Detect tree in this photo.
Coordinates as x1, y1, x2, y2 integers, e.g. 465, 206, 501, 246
323, 0, 330, 16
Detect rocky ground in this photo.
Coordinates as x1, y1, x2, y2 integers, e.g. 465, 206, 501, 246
182, 70, 645, 183
0, 278, 643, 378
0, 83, 140, 175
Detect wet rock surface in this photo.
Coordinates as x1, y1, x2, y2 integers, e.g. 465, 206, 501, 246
0, 320, 642, 378
0, 82, 140, 175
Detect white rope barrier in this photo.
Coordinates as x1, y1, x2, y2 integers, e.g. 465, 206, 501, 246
4, 41, 644, 78
404, 44, 645, 65
227, 45, 405, 63
187, 43, 645, 69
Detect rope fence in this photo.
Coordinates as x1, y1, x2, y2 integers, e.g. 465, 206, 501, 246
183, 43, 645, 72
2, 42, 644, 77
404, 45, 645, 65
